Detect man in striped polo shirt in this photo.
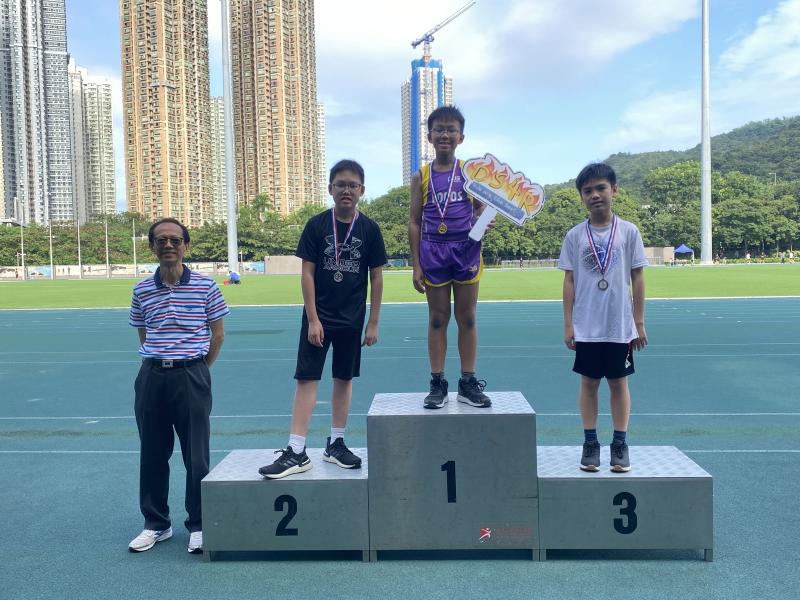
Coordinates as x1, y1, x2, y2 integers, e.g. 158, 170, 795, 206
127, 218, 229, 555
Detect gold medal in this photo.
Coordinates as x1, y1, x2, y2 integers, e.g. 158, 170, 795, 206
431, 160, 458, 237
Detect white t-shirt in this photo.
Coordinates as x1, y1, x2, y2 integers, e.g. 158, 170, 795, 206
558, 216, 648, 343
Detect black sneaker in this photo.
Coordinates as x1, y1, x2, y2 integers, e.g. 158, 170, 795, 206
580, 440, 601, 472
610, 440, 631, 472
423, 376, 449, 409
258, 446, 312, 479
457, 376, 491, 407
323, 437, 362, 469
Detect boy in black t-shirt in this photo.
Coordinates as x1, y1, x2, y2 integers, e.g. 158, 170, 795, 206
259, 159, 387, 479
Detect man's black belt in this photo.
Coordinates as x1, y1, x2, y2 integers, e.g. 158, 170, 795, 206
143, 356, 206, 369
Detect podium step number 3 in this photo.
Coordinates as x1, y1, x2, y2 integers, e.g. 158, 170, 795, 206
537, 446, 713, 561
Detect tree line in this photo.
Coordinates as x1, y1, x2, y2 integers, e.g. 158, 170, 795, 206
1, 160, 798, 266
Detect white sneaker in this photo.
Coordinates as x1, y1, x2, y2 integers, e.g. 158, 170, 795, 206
128, 527, 172, 552
188, 531, 203, 554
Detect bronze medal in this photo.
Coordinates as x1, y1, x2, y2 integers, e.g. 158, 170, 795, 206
585, 216, 618, 294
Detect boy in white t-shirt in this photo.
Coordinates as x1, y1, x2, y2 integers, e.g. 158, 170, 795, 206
558, 163, 648, 472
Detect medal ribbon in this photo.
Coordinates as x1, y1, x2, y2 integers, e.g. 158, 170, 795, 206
429, 160, 458, 224
332, 208, 358, 269
585, 215, 618, 277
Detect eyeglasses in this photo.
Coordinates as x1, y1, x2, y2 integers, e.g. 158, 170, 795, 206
431, 127, 460, 135
154, 236, 185, 247
332, 182, 363, 191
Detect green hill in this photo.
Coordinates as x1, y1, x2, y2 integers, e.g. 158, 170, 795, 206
604, 115, 800, 195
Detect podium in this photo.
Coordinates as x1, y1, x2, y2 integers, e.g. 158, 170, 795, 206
366, 392, 539, 559
201, 449, 369, 561
201, 393, 713, 562
537, 446, 714, 561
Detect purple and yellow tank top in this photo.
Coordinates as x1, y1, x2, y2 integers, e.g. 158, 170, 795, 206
420, 160, 476, 241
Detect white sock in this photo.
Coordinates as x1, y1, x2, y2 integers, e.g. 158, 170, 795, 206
330, 427, 345, 443
288, 434, 305, 454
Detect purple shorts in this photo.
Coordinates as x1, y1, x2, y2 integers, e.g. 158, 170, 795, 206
420, 238, 483, 286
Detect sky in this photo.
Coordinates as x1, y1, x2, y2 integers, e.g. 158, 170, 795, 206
63, 0, 800, 211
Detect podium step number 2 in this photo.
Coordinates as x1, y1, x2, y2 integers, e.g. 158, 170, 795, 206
202, 448, 370, 561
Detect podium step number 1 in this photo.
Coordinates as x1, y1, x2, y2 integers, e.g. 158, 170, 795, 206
367, 392, 539, 558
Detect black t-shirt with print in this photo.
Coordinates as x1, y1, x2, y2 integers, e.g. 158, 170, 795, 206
296, 209, 387, 330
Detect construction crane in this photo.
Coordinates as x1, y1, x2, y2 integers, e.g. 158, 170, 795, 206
411, 1, 476, 62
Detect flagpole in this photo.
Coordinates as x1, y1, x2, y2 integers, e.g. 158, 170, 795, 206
105, 219, 111, 279
49, 220, 54, 280
77, 218, 83, 280
15, 197, 26, 280
221, 0, 239, 277
700, 0, 712, 264
132, 219, 138, 278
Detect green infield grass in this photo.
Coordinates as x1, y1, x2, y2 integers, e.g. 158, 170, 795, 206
0, 263, 798, 309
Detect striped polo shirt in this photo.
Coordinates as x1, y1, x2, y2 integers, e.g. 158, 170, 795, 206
129, 265, 230, 359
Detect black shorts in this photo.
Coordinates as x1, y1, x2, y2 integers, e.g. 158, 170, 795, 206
573, 342, 635, 380
294, 322, 362, 381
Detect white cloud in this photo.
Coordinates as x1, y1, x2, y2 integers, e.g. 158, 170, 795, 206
208, 0, 222, 47
314, 0, 699, 191
720, 0, 800, 76
315, 1, 698, 102
605, 0, 800, 156
605, 89, 699, 154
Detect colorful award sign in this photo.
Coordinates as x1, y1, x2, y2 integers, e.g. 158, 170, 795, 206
463, 153, 546, 241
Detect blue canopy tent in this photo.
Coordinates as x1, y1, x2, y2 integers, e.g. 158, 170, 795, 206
674, 244, 694, 263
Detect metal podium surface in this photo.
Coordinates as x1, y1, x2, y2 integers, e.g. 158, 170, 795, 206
537, 446, 714, 560
367, 392, 538, 557
202, 448, 369, 560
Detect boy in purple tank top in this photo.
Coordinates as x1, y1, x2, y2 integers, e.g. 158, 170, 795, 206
409, 106, 491, 409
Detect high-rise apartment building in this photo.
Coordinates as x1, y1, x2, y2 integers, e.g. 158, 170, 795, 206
230, 0, 323, 215
70, 59, 116, 223
83, 76, 116, 220
401, 56, 453, 185
120, 0, 212, 228
68, 61, 88, 224
0, 113, 6, 220
317, 102, 326, 201
0, 0, 74, 224
209, 96, 227, 223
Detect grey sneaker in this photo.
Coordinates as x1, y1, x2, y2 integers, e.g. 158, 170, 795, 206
580, 441, 601, 472
323, 437, 362, 469
128, 527, 172, 552
259, 446, 312, 479
423, 376, 448, 409
610, 440, 631, 472
457, 376, 491, 407
188, 531, 203, 554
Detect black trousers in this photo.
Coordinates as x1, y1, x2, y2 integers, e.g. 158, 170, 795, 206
134, 360, 212, 532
